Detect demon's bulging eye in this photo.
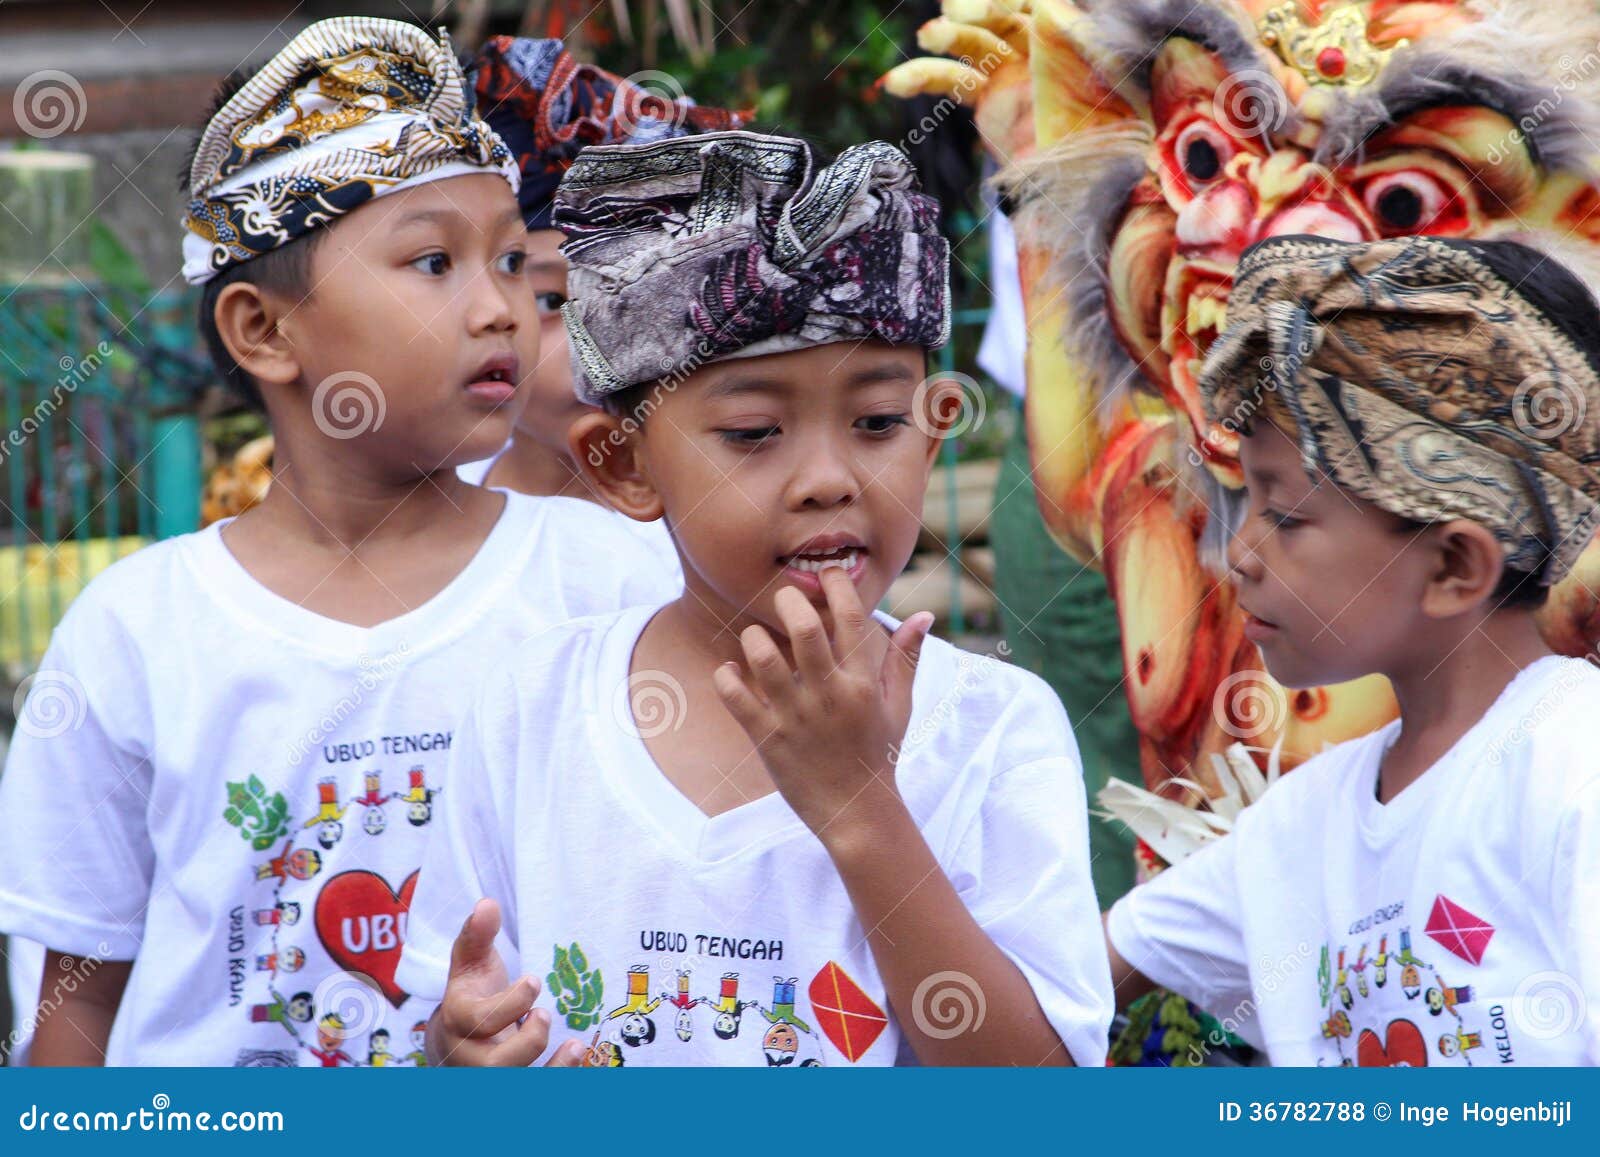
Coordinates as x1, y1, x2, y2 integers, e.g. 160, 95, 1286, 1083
1361, 169, 1460, 234
1175, 121, 1235, 185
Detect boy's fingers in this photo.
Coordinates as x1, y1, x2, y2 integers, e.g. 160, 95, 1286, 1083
485, 1006, 552, 1068
714, 662, 766, 733
740, 623, 793, 703
544, 1038, 586, 1067
449, 898, 504, 981
882, 611, 934, 709
448, 975, 539, 1040
776, 586, 833, 684
820, 566, 870, 661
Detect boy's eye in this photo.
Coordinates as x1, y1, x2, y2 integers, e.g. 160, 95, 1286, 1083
498, 250, 527, 276
718, 426, 780, 446
410, 253, 449, 276
534, 290, 568, 314
1262, 506, 1303, 530
856, 413, 910, 435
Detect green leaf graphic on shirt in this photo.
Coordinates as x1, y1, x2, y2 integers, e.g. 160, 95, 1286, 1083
223, 777, 292, 851
549, 943, 603, 1031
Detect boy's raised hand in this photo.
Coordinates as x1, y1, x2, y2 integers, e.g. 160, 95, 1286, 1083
427, 899, 584, 1067
713, 565, 935, 839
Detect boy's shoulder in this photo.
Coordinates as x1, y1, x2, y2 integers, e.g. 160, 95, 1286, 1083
495, 601, 660, 701
899, 627, 1078, 772
53, 527, 214, 636
1488, 655, 1600, 803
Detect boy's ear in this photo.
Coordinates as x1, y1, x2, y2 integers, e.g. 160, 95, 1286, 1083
568, 409, 665, 522
213, 282, 303, 390
915, 373, 971, 467
1420, 519, 1506, 618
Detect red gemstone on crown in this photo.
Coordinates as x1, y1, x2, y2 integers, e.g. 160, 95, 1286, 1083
1317, 46, 1348, 78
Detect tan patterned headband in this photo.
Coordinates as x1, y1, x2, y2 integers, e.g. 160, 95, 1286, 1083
1200, 234, 1600, 584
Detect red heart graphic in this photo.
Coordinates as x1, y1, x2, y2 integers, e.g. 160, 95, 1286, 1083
1357, 1019, 1429, 1067
313, 870, 418, 1008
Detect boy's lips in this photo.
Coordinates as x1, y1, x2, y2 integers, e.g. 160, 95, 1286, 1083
777, 534, 869, 593
464, 352, 519, 405
1241, 607, 1279, 643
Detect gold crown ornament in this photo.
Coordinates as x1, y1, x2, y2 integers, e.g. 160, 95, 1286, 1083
1259, 2, 1407, 88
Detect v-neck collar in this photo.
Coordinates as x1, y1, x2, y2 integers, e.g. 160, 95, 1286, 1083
187, 492, 538, 664
588, 603, 925, 865
1355, 654, 1576, 845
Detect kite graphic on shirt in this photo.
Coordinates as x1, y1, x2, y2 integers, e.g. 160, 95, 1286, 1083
1318, 903, 1498, 1068
808, 962, 889, 1063
1424, 894, 1496, 965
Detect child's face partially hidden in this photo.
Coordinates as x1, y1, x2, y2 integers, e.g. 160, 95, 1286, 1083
514, 229, 595, 452
600, 340, 943, 635
268, 174, 539, 474
1228, 417, 1438, 688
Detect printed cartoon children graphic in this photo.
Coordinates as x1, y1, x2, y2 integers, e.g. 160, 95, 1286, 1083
255, 840, 320, 882
230, 759, 443, 1067
662, 970, 701, 1041
760, 977, 811, 1067
352, 771, 392, 836
400, 766, 439, 827
303, 777, 349, 849
704, 971, 757, 1041
249, 991, 313, 1026
1317, 895, 1511, 1068
558, 939, 868, 1065
254, 902, 301, 927
309, 1012, 354, 1067
606, 965, 665, 1048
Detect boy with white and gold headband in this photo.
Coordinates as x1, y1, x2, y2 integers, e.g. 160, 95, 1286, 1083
0, 17, 674, 1066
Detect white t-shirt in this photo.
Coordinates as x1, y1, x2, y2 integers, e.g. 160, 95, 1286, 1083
5, 935, 44, 1064
458, 447, 682, 588
396, 603, 1114, 1067
0, 494, 678, 1067
1108, 655, 1600, 1067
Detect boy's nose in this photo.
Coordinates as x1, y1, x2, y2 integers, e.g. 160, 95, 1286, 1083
1226, 518, 1265, 584
785, 441, 858, 509
466, 270, 519, 334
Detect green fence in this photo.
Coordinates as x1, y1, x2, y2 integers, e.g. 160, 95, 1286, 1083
0, 285, 205, 675
0, 218, 1004, 672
